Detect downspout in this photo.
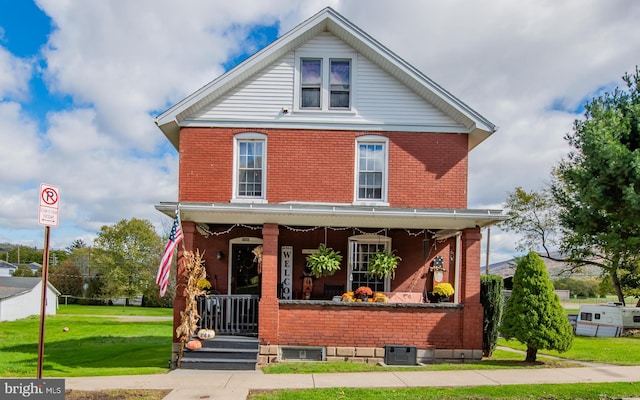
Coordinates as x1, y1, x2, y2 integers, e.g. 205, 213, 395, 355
454, 232, 462, 304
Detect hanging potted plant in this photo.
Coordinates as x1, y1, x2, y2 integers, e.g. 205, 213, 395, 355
366, 249, 402, 280
306, 243, 343, 278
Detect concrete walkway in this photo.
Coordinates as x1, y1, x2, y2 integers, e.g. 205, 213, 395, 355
63, 365, 640, 400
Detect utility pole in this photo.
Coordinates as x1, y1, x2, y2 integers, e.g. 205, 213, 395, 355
485, 226, 491, 275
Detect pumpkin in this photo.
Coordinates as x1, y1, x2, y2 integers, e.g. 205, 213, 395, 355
197, 329, 216, 340
186, 339, 202, 350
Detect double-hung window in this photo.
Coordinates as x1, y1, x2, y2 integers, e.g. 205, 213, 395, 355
233, 133, 266, 202
348, 235, 391, 292
355, 136, 388, 204
296, 54, 354, 111
329, 59, 350, 109
301, 59, 322, 108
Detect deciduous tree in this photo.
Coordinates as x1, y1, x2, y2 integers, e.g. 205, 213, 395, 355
49, 260, 83, 301
93, 218, 163, 305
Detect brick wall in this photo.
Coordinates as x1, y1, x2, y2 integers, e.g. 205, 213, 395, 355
276, 303, 464, 349
178, 127, 468, 208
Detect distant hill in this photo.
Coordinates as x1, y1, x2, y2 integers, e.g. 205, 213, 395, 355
482, 252, 602, 280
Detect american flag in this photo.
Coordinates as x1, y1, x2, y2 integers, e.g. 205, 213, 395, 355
156, 212, 183, 297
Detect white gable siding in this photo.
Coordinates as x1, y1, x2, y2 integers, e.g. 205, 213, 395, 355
193, 55, 295, 120
190, 32, 463, 131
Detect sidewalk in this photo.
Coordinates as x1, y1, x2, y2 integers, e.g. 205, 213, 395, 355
64, 365, 640, 400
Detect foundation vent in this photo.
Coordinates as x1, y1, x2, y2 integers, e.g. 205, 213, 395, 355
280, 346, 325, 361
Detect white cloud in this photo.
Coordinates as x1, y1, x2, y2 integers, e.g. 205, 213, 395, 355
36, 0, 328, 152
0, 46, 32, 100
0, 102, 43, 184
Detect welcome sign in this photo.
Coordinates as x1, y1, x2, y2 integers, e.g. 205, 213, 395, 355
280, 246, 293, 299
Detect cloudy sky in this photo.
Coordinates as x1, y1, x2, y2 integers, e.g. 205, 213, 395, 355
1, 0, 638, 264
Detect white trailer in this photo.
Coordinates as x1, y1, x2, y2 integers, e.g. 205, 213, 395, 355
575, 303, 640, 337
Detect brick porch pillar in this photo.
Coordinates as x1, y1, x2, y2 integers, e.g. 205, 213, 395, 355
461, 227, 483, 349
259, 223, 280, 344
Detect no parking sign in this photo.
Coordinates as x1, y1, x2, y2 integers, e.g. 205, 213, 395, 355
38, 183, 60, 227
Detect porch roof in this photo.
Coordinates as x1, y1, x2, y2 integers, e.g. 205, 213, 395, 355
155, 202, 506, 230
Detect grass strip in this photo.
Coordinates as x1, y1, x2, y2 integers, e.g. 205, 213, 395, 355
249, 382, 640, 400
65, 389, 171, 400
499, 336, 640, 365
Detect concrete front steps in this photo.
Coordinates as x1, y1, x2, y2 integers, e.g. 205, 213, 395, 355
180, 335, 259, 370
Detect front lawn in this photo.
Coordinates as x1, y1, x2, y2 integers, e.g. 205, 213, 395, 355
498, 335, 640, 365
0, 313, 172, 377
58, 304, 173, 317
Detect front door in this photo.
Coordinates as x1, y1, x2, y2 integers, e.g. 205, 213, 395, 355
230, 243, 261, 295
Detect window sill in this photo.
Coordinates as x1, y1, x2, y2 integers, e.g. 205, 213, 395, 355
293, 109, 357, 116
231, 198, 268, 204
352, 201, 389, 207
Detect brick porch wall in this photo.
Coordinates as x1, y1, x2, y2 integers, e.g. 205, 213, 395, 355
276, 303, 463, 349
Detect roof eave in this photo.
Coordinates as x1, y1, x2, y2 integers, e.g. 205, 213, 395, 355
155, 202, 507, 230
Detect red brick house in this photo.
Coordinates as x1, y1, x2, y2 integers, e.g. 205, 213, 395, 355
155, 7, 505, 369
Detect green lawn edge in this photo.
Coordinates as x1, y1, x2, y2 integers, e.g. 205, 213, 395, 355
249, 382, 640, 400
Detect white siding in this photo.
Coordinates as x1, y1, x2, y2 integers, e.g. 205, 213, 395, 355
193, 56, 295, 120
190, 32, 463, 131
0, 282, 58, 322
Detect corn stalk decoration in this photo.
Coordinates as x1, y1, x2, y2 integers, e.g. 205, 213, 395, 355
175, 249, 206, 366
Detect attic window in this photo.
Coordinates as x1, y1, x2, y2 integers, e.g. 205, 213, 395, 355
329, 59, 350, 109
295, 53, 355, 112
301, 59, 322, 108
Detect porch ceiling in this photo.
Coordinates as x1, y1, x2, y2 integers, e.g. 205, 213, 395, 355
155, 202, 506, 230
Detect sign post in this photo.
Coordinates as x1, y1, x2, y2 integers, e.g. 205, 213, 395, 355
37, 184, 59, 379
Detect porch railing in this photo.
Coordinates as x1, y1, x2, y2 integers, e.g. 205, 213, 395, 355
196, 294, 259, 335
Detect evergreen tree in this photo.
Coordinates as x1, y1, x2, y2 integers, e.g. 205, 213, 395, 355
552, 68, 640, 304
500, 252, 573, 362
480, 275, 504, 357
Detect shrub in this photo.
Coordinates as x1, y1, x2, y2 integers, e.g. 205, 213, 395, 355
480, 275, 504, 357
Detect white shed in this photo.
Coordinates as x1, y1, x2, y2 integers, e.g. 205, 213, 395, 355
0, 261, 16, 277
0, 277, 60, 322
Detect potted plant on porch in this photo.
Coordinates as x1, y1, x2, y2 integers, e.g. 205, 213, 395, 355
366, 249, 402, 280
432, 282, 454, 302
306, 243, 343, 278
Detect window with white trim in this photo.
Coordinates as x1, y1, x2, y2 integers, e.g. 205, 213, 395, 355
348, 235, 391, 292
301, 58, 322, 108
295, 53, 354, 111
355, 136, 388, 204
233, 133, 266, 201
329, 59, 350, 109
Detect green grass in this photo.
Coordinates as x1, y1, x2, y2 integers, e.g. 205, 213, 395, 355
0, 312, 172, 377
261, 349, 575, 374
499, 335, 640, 365
58, 304, 173, 317
249, 382, 640, 400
